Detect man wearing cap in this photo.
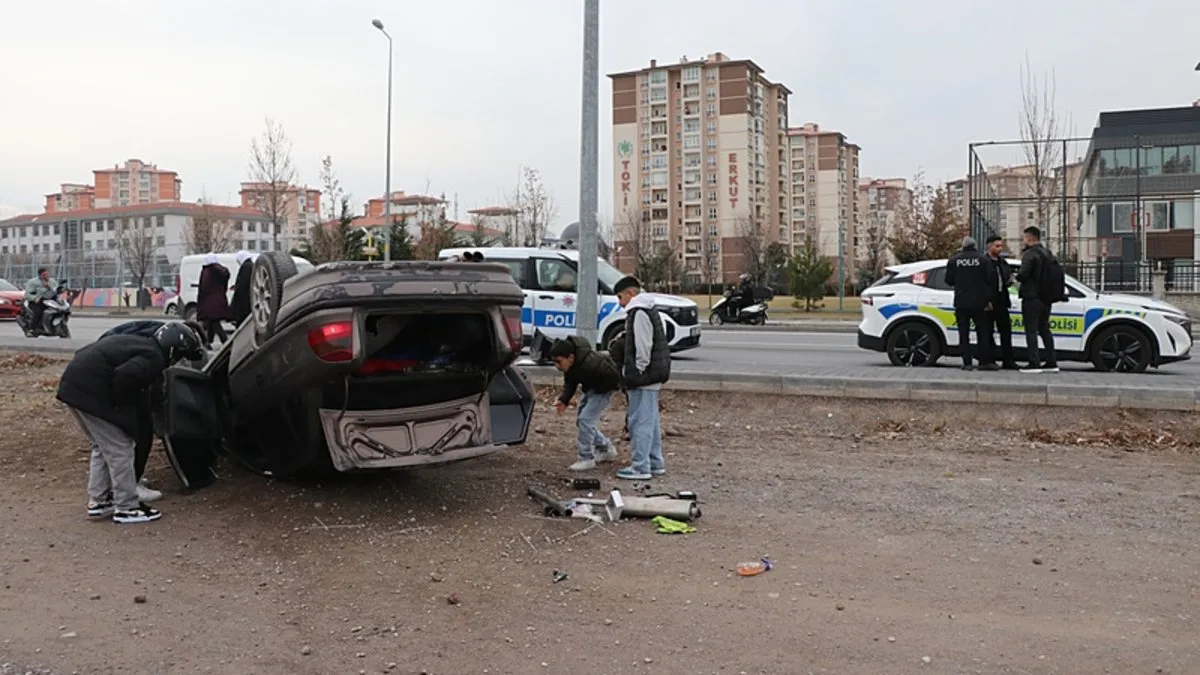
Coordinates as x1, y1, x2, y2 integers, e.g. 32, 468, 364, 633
944, 236, 999, 371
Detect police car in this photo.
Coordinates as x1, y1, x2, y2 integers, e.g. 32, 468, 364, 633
438, 247, 701, 352
857, 259, 1192, 373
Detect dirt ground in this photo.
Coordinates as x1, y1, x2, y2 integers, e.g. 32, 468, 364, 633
1, 354, 1199, 675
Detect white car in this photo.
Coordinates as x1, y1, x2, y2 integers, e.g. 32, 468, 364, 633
857, 259, 1192, 373
165, 253, 313, 319
438, 246, 701, 352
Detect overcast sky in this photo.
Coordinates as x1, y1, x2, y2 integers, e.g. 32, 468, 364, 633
1, 0, 1196, 230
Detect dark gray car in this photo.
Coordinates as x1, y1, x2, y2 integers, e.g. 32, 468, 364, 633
158, 253, 535, 488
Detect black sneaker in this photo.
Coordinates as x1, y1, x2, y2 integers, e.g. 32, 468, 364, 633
961, 364, 976, 371
112, 503, 162, 524
978, 363, 1000, 371
86, 500, 115, 519
1002, 362, 1020, 371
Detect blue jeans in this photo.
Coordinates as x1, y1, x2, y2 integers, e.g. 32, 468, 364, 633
626, 388, 664, 474
576, 391, 614, 460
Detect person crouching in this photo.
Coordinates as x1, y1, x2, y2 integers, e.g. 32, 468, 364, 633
549, 335, 622, 471
57, 323, 204, 524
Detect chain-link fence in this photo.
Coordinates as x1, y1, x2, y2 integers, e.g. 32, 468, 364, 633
0, 245, 182, 290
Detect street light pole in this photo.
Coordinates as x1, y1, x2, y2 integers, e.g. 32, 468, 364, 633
837, 222, 845, 312
372, 18, 394, 261
575, 0, 600, 344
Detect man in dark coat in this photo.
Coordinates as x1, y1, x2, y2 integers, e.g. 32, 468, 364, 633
613, 275, 670, 481
58, 323, 203, 524
983, 236, 1019, 369
229, 251, 254, 327
97, 319, 208, 500
549, 335, 622, 471
196, 254, 231, 347
944, 236, 998, 371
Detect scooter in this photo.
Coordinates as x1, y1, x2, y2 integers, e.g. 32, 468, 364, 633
709, 291, 768, 326
17, 285, 72, 338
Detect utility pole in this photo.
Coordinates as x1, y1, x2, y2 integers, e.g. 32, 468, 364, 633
837, 222, 845, 312
372, 19, 394, 261
575, 0, 600, 344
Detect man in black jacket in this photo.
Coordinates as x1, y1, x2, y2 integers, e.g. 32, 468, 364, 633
229, 251, 254, 327
612, 276, 670, 481
944, 236, 998, 370
983, 236, 1019, 369
97, 319, 208, 502
1015, 226, 1059, 373
549, 335, 622, 471
58, 323, 203, 524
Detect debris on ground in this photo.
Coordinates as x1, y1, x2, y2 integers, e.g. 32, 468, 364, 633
736, 558, 772, 576
0, 353, 61, 370
1025, 420, 1199, 451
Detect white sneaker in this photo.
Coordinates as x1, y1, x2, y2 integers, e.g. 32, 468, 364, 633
594, 447, 619, 463
568, 459, 597, 472
137, 484, 163, 502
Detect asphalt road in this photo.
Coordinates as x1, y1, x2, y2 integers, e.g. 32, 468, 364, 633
4, 316, 1198, 387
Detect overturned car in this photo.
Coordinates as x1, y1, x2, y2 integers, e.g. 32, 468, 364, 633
157, 253, 536, 489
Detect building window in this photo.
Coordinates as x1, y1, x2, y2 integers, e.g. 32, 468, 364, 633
156, 236, 166, 247
84, 221, 92, 233
649, 70, 666, 85
708, 207, 718, 219
156, 216, 165, 228
682, 66, 700, 82
705, 104, 716, 116
707, 172, 718, 184
247, 240, 257, 251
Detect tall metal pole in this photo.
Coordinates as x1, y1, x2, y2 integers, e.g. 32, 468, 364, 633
373, 19, 394, 261
575, 0, 600, 344
837, 222, 845, 312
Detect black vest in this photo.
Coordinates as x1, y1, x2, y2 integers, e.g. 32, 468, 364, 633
622, 305, 671, 388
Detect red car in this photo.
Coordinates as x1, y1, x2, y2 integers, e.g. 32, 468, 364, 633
0, 279, 24, 319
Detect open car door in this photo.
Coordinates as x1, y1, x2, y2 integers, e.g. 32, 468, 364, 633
487, 365, 534, 446
160, 365, 221, 491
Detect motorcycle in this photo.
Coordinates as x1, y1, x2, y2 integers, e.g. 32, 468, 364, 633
17, 284, 72, 339
709, 291, 768, 326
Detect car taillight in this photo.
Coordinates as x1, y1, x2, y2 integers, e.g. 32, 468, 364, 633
307, 321, 354, 362
501, 307, 523, 352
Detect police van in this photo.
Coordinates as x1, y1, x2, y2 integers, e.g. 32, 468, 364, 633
438, 247, 701, 352
857, 259, 1192, 373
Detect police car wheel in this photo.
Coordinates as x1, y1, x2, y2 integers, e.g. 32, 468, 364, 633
1090, 324, 1151, 373
885, 322, 941, 367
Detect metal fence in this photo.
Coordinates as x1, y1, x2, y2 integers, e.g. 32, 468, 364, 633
1069, 260, 1200, 293
0, 246, 181, 291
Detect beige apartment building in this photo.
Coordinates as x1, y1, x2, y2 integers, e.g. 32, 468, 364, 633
44, 159, 182, 213
787, 124, 861, 275
857, 177, 912, 263
238, 182, 321, 250
608, 52, 791, 284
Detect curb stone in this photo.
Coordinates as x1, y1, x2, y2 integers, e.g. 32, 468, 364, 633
519, 366, 1199, 412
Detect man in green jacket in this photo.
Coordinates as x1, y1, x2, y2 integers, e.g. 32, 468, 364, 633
550, 335, 622, 471
23, 267, 58, 333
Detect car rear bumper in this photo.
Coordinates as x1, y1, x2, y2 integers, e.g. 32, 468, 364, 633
318, 393, 502, 471
858, 329, 885, 352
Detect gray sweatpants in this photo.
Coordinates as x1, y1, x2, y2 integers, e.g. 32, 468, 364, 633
69, 407, 139, 510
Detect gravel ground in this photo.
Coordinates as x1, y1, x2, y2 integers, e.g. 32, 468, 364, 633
1, 355, 1198, 674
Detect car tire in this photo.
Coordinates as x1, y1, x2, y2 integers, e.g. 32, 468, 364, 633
1090, 324, 1152, 373
251, 252, 299, 344
709, 312, 724, 326
601, 324, 625, 352
885, 321, 942, 367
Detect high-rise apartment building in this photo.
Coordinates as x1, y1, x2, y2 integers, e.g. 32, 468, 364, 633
787, 124, 861, 272
238, 182, 321, 250
609, 52, 791, 284
43, 159, 182, 213
857, 178, 912, 263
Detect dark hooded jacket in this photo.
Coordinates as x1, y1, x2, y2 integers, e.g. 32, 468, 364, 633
196, 262, 231, 321
56, 334, 167, 437
556, 335, 621, 406
230, 259, 254, 325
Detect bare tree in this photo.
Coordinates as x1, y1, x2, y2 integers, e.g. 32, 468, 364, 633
184, 199, 237, 254
615, 207, 655, 281
467, 214, 496, 247
248, 118, 298, 250
698, 227, 720, 294
735, 215, 768, 284
856, 213, 891, 288
1019, 54, 1063, 242
318, 154, 343, 226
510, 166, 557, 246
117, 216, 157, 307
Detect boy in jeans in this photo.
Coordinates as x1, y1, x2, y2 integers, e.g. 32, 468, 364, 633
549, 335, 621, 471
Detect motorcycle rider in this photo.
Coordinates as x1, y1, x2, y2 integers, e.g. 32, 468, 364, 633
23, 267, 57, 333
729, 273, 755, 318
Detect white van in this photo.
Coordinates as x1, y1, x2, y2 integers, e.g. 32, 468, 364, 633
165, 253, 313, 319
438, 246, 701, 352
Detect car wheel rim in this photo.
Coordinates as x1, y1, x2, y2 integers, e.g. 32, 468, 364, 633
252, 266, 272, 329
1099, 332, 1142, 372
895, 329, 931, 366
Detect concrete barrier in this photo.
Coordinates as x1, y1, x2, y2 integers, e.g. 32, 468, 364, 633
5, 342, 1195, 413
520, 365, 1200, 412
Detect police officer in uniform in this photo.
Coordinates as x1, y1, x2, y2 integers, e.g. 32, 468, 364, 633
944, 236, 999, 371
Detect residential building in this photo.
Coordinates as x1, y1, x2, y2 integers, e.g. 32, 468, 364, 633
351, 192, 450, 240
944, 178, 968, 224
1077, 105, 1200, 282
965, 161, 1086, 255
238, 182, 321, 250
787, 123, 861, 272
608, 52, 791, 284
43, 159, 182, 213
0, 201, 271, 287
468, 206, 520, 244
857, 178, 912, 262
